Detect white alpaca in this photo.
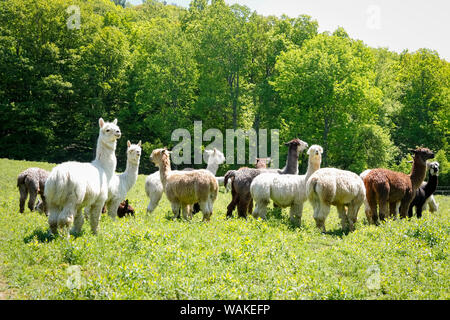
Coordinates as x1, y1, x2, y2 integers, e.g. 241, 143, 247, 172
250, 145, 323, 226
44, 118, 121, 235
145, 148, 225, 213
360, 168, 438, 221
105, 140, 142, 219
307, 168, 365, 232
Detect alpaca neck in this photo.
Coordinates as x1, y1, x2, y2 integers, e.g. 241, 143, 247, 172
206, 162, 219, 175
120, 159, 140, 192
305, 158, 321, 180
282, 145, 299, 174
158, 155, 171, 189
423, 174, 438, 198
409, 157, 427, 190
94, 137, 117, 180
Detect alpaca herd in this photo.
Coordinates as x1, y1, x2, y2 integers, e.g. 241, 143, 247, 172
16, 117, 442, 237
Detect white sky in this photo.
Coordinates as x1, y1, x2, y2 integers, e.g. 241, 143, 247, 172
129, 0, 450, 61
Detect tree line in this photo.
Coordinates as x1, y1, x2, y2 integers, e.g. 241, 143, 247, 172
0, 0, 448, 184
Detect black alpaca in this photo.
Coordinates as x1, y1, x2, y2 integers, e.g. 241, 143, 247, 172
408, 162, 439, 218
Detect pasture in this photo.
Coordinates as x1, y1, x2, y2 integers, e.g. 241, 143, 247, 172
0, 158, 448, 300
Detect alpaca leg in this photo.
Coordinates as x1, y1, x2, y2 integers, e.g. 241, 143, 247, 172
391, 202, 400, 220
347, 203, 361, 232
389, 202, 397, 219
71, 207, 84, 235
58, 203, 76, 237
238, 196, 251, 218
314, 202, 330, 233
416, 201, 425, 219
181, 205, 190, 221
18, 185, 28, 213
407, 203, 414, 218
48, 205, 59, 235
289, 203, 303, 227
368, 201, 378, 225
147, 191, 163, 214
427, 196, 438, 212
252, 200, 268, 220
366, 188, 379, 225
336, 204, 350, 231
108, 199, 120, 220
40, 195, 49, 216
171, 202, 181, 219
226, 192, 239, 218
378, 199, 389, 222
247, 199, 253, 217
363, 198, 372, 225
89, 203, 103, 235
399, 197, 412, 219
199, 202, 213, 222
27, 189, 38, 212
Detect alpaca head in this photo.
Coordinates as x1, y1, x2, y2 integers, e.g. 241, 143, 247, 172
255, 158, 271, 169
35, 199, 45, 215
307, 145, 323, 165
427, 161, 439, 176
99, 118, 121, 144
285, 138, 308, 153
150, 148, 171, 168
410, 147, 434, 165
204, 148, 225, 166
127, 140, 142, 165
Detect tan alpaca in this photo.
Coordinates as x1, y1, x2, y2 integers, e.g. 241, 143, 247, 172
150, 148, 218, 221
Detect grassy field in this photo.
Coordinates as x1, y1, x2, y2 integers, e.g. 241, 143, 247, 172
0, 158, 448, 300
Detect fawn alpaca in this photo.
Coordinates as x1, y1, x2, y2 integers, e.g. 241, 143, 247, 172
150, 148, 218, 221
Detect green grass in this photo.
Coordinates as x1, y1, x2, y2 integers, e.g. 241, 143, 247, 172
0, 158, 449, 300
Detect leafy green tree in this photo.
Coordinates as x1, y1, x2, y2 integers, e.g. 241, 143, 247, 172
393, 49, 450, 155
272, 33, 384, 171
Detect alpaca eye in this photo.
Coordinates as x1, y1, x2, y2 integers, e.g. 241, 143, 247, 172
106, 129, 110, 132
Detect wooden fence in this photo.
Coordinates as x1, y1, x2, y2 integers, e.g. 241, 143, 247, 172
435, 186, 450, 196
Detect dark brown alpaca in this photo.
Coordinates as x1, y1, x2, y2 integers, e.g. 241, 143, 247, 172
364, 147, 434, 225
117, 199, 135, 218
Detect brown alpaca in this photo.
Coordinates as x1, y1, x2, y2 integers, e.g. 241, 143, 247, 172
17, 167, 49, 214
364, 147, 434, 225
150, 148, 218, 221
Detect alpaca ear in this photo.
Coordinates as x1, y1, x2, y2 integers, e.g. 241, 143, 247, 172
99, 118, 105, 128
127, 140, 131, 148
319, 146, 323, 154
138, 140, 142, 147
113, 119, 118, 125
